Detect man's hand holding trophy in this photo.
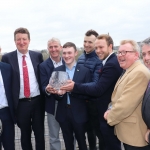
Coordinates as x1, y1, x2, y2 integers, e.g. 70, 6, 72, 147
46, 71, 70, 95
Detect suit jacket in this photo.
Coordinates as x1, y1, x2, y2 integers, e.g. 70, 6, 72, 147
107, 60, 150, 147
1, 50, 43, 111
39, 57, 64, 115
142, 82, 150, 129
73, 53, 123, 117
54, 64, 91, 123
0, 62, 16, 123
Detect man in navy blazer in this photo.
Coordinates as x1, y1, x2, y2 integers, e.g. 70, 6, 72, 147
48, 42, 91, 150
61, 35, 123, 150
141, 37, 150, 144
2, 27, 45, 150
39, 38, 64, 150
0, 62, 15, 150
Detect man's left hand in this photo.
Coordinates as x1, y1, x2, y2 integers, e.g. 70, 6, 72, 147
104, 110, 110, 120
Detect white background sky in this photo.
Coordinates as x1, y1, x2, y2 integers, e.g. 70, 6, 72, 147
0, 0, 150, 52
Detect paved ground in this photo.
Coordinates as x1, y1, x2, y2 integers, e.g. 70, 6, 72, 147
2, 114, 124, 150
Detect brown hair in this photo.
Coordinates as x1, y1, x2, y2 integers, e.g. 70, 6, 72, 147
63, 42, 77, 51
97, 34, 114, 49
14, 27, 30, 40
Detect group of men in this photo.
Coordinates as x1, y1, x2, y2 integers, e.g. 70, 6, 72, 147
0, 27, 150, 150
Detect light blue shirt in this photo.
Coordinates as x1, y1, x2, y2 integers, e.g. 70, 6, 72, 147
66, 63, 76, 104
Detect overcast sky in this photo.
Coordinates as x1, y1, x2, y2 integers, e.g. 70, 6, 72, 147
0, 0, 150, 52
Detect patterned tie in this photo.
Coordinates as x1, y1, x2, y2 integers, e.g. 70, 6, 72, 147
22, 55, 30, 98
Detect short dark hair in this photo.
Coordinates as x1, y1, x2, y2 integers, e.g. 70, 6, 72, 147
97, 34, 114, 49
85, 29, 98, 37
63, 42, 77, 51
14, 27, 30, 40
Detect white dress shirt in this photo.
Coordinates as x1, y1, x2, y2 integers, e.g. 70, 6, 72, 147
0, 70, 8, 109
102, 52, 114, 66
17, 50, 40, 99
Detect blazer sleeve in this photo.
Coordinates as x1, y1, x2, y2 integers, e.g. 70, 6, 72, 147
39, 63, 50, 96
107, 70, 149, 126
73, 62, 121, 97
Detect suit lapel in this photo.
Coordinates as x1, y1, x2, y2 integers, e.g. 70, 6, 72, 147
11, 51, 20, 80
29, 51, 38, 79
47, 58, 54, 69
144, 85, 150, 103
73, 64, 80, 81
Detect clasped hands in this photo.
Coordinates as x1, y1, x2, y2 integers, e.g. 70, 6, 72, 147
46, 80, 75, 95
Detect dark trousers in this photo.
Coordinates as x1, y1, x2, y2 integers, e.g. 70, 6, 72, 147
59, 107, 87, 150
0, 107, 15, 150
16, 96, 45, 150
123, 143, 150, 150
99, 115, 121, 150
86, 101, 105, 150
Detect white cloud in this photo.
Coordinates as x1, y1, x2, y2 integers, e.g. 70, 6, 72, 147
0, 0, 150, 52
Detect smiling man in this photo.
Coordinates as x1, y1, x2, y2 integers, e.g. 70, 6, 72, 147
77, 30, 103, 150
61, 34, 122, 150
2, 27, 45, 150
141, 37, 150, 145
104, 40, 150, 150
54, 42, 91, 150
39, 38, 63, 150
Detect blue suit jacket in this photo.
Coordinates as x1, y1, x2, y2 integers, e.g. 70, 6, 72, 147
39, 57, 64, 115
54, 64, 92, 123
1, 50, 43, 111
0, 62, 16, 123
73, 53, 123, 117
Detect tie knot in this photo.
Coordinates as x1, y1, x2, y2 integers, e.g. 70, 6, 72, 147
22, 55, 26, 60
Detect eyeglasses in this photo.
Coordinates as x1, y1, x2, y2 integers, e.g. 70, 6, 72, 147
116, 51, 136, 56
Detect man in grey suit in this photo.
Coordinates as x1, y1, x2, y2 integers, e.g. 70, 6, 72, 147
141, 37, 150, 144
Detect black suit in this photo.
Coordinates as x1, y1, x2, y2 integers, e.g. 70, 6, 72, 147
2, 50, 45, 150
0, 62, 15, 150
54, 64, 91, 150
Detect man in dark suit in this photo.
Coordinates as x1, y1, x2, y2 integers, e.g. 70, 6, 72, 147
48, 42, 91, 150
39, 38, 63, 150
141, 37, 150, 144
1, 27, 45, 150
61, 35, 122, 150
0, 62, 16, 150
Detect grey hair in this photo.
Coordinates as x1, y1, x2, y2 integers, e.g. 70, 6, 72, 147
120, 40, 140, 55
47, 37, 61, 47
141, 37, 150, 47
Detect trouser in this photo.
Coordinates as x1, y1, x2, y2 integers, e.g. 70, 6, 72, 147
16, 96, 45, 150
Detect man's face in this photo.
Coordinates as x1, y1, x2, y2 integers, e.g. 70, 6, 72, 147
117, 43, 138, 69
84, 35, 96, 53
62, 47, 77, 66
48, 41, 62, 59
15, 33, 30, 54
95, 39, 112, 60
142, 44, 150, 69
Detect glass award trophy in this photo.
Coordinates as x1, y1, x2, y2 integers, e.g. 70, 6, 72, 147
49, 71, 70, 90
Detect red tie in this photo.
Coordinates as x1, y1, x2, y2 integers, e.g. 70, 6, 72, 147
22, 55, 30, 98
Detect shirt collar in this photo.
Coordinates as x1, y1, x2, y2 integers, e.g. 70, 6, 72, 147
50, 56, 62, 65
17, 50, 30, 58
65, 62, 77, 70
102, 52, 114, 66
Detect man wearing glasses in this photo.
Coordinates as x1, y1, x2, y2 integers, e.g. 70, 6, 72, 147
104, 40, 150, 150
